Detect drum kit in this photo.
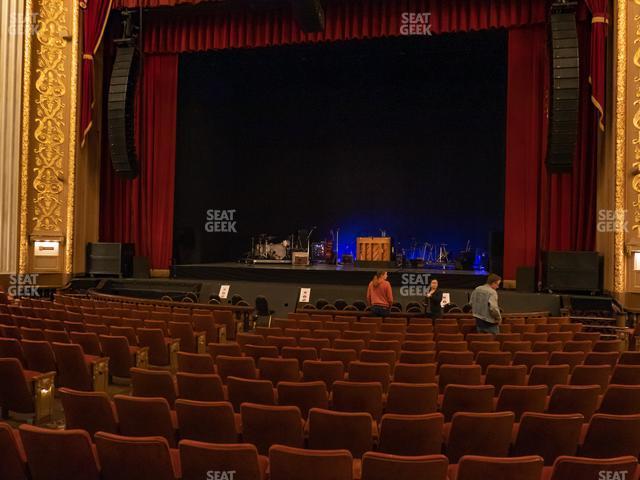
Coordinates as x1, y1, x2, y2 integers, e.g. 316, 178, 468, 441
250, 234, 292, 262
247, 228, 337, 265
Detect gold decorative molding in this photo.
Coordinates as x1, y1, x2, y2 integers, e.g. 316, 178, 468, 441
32, 1, 67, 233
66, 0, 80, 275
19, 0, 34, 274
19, 0, 81, 278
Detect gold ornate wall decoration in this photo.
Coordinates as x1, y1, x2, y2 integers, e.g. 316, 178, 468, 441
32, 0, 67, 232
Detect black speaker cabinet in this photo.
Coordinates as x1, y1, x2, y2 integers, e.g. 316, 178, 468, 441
87, 243, 134, 277
547, 5, 580, 173
516, 266, 536, 293
542, 251, 600, 293
108, 42, 140, 178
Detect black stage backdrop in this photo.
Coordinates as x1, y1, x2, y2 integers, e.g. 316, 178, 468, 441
174, 30, 507, 265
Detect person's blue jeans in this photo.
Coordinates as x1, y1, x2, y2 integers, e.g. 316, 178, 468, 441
370, 305, 390, 317
475, 317, 499, 335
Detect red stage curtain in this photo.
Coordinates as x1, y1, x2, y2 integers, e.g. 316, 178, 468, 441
81, 0, 113, 146
503, 20, 598, 280
585, 0, 607, 130
503, 25, 548, 281
99, 54, 178, 270
139, 0, 546, 53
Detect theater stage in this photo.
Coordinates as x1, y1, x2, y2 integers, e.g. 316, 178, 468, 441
172, 262, 488, 289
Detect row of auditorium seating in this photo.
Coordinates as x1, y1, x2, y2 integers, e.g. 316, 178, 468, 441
54, 386, 640, 463
3, 420, 638, 480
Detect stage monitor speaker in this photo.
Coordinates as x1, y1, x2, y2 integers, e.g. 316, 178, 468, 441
87, 242, 134, 277
516, 266, 536, 293
488, 231, 504, 276
547, 3, 580, 173
291, 0, 325, 33
132, 256, 150, 279
542, 251, 600, 293
108, 42, 140, 179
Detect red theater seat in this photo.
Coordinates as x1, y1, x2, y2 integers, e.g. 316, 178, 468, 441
176, 372, 225, 402
175, 399, 238, 443
114, 395, 177, 447
385, 382, 439, 414
579, 413, 640, 458
377, 412, 444, 456
19, 425, 100, 480
361, 452, 449, 480
59, 387, 118, 436
131, 367, 177, 407
276, 381, 329, 418
444, 412, 514, 463
307, 408, 373, 458
511, 412, 583, 465
543, 456, 638, 480
450, 455, 543, 480
227, 376, 276, 411
241, 403, 304, 454
0, 422, 27, 480
269, 445, 351, 480
95, 432, 180, 480
331, 381, 383, 419
176, 352, 215, 374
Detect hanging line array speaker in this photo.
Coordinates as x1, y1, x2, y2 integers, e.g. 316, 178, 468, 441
108, 29, 140, 179
546, 1, 580, 173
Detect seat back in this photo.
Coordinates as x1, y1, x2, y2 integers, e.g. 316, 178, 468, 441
241, 403, 304, 454
269, 444, 352, 480
441, 385, 495, 422
332, 381, 383, 419
99, 335, 134, 378
547, 385, 600, 420
227, 376, 275, 411
438, 364, 481, 393
70, 332, 102, 356
307, 408, 373, 458
302, 360, 344, 390
52, 342, 92, 391
0, 423, 27, 480
180, 441, 265, 480
446, 412, 514, 463
276, 381, 329, 418
175, 399, 238, 443
131, 368, 177, 407
549, 456, 638, 480
361, 452, 449, 480
19, 425, 99, 480
59, 387, 118, 436
512, 412, 583, 465
378, 413, 444, 456
21, 340, 56, 373
528, 365, 570, 391
385, 382, 438, 415
484, 365, 527, 393
0, 358, 34, 415
95, 432, 177, 480
176, 372, 225, 402
258, 357, 301, 384
454, 455, 543, 480
137, 328, 169, 366
113, 395, 176, 447
598, 385, 640, 415
0, 338, 27, 367
393, 363, 436, 384
215, 355, 257, 382
177, 352, 215, 374
580, 413, 640, 458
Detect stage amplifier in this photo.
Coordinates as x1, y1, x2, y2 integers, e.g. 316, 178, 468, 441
292, 252, 310, 266
542, 251, 600, 293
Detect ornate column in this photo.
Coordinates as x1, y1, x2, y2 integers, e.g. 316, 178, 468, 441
18, 0, 80, 284
0, 0, 24, 280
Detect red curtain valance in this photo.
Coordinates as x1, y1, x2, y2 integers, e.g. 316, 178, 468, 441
138, 0, 547, 54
